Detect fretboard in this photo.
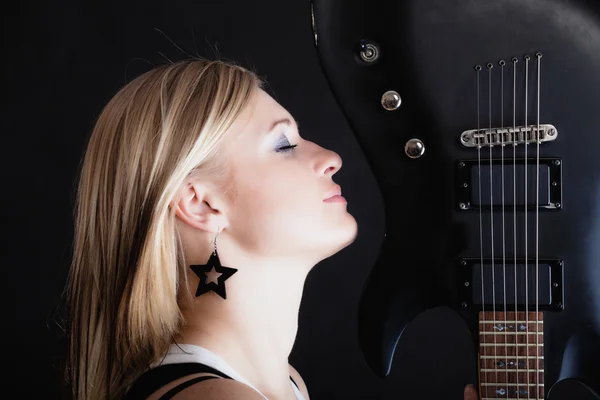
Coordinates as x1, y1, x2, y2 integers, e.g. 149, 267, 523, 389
478, 311, 544, 399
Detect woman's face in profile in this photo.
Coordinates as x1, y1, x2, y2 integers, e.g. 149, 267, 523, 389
220, 88, 358, 261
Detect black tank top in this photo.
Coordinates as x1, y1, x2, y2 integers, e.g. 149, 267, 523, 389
124, 362, 300, 399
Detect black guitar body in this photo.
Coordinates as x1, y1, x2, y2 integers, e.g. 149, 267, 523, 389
310, 0, 600, 399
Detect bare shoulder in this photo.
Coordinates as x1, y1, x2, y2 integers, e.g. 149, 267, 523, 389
289, 364, 311, 400
148, 365, 310, 400
169, 376, 266, 400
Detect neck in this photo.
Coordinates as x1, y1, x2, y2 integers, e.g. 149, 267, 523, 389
478, 311, 544, 400
178, 257, 310, 399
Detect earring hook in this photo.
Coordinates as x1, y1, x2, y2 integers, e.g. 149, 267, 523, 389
213, 226, 220, 256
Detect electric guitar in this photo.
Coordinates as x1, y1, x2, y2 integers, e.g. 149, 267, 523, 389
310, 0, 600, 399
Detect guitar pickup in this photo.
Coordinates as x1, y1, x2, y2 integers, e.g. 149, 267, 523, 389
455, 158, 562, 211
457, 258, 564, 311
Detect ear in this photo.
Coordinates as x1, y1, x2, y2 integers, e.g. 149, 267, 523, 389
172, 180, 229, 233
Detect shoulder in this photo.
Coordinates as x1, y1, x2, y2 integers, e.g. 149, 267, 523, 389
172, 378, 266, 400
145, 365, 310, 400
145, 373, 265, 400
168, 375, 266, 400
289, 363, 311, 400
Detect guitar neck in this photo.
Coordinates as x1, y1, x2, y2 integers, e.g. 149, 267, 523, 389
478, 311, 544, 399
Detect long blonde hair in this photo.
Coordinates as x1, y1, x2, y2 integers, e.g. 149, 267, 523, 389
63, 58, 263, 400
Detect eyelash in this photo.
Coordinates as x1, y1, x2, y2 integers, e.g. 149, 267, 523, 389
275, 136, 298, 153
276, 144, 298, 153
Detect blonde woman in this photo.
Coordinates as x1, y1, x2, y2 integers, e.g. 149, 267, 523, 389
63, 58, 480, 400
64, 58, 357, 400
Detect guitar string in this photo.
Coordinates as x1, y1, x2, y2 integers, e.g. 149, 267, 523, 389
535, 52, 542, 400
476, 64, 487, 394
500, 59, 509, 396
487, 62, 498, 392
524, 54, 530, 399
512, 56, 520, 399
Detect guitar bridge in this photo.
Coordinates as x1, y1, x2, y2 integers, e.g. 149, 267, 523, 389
460, 124, 558, 147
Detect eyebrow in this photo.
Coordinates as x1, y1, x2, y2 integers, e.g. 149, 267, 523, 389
267, 117, 299, 134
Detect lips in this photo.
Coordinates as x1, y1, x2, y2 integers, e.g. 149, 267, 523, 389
323, 184, 342, 201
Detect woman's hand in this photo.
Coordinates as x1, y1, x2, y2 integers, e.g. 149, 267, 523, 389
464, 384, 478, 400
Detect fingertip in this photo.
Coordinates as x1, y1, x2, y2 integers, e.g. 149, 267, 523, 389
464, 384, 478, 400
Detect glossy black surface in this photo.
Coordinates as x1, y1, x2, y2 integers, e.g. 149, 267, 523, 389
311, 0, 600, 398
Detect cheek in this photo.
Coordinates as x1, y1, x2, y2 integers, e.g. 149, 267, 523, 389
232, 169, 319, 236
237, 170, 310, 216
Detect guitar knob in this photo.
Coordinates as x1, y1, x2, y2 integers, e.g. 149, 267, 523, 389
357, 40, 380, 63
381, 90, 402, 111
405, 138, 425, 159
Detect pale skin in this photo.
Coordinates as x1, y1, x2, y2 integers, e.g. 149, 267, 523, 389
156, 87, 478, 399
156, 87, 357, 400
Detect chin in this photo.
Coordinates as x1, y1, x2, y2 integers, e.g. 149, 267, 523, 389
326, 215, 359, 257
344, 214, 359, 245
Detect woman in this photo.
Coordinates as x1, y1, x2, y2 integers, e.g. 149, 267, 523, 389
63, 58, 478, 400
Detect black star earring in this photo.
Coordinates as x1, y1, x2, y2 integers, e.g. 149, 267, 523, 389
189, 229, 238, 299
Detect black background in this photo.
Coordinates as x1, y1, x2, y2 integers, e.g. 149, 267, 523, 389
4, 0, 474, 398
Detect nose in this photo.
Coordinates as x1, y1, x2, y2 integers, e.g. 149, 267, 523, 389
318, 148, 343, 177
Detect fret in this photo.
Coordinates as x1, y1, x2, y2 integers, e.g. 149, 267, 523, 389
479, 320, 543, 324
480, 322, 543, 332
480, 357, 544, 369
479, 321, 544, 336
480, 343, 543, 346
481, 369, 544, 372
479, 345, 543, 356
480, 311, 544, 320
479, 384, 544, 399
480, 333, 544, 343
481, 383, 544, 386
481, 331, 542, 334
481, 370, 544, 384
480, 355, 543, 358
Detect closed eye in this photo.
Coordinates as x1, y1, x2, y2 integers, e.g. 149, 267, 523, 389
276, 144, 298, 153
275, 136, 298, 153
